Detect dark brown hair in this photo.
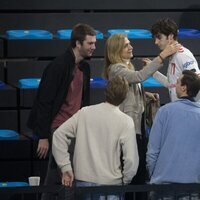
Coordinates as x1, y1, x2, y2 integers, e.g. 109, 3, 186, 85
151, 18, 178, 40
181, 70, 200, 97
70, 23, 96, 48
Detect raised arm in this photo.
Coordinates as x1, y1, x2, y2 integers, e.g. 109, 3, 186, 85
109, 43, 181, 84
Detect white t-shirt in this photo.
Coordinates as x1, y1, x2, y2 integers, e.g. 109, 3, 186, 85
153, 46, 200, 102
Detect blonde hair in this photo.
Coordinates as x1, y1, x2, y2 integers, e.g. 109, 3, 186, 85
103, 33, 133, 80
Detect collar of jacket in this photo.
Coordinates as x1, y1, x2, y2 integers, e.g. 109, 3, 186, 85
179, 96, 195, 102
66, 47, 89, 72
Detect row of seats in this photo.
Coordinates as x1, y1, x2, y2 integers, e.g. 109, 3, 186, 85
5, 28, 200, 39
15, 76, 161, 89
1, 38, 200, 58
0, 132, 48, 183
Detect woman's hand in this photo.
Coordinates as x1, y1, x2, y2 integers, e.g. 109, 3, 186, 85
142, 58, 152, 66
160, 42, 182, 59
145, 92, 159, 102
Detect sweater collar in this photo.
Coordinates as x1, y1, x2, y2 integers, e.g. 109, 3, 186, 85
104, 102, 119, 109
179, 96, 195, 102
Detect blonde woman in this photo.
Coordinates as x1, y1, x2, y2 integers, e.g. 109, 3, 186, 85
103, 33, 180, 200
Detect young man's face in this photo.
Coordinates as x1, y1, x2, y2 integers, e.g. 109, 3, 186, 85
121, 37, 133, 60
154, 33, 174, 50
79, 35, 96, 58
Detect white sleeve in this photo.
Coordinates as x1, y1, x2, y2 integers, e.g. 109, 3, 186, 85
52, 110, 80, 173
176, 52, 199, 72
153, 71, 170, 88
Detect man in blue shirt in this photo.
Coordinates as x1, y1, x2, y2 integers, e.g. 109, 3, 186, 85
146, 70, 200, 199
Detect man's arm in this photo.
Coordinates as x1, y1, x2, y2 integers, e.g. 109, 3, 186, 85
146, 108, 164, 177
121, 119, 139, 184
153, 71, 170, 88
176, 51, 199, 72
52, 110, 80, 174
34, 60, 66, 158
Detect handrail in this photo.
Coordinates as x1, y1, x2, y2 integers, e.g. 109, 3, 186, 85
76, 183, 200, 194
0, 185, 64, 194
0, 183, 200, 194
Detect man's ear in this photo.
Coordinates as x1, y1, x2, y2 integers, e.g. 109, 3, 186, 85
76, 40, 81, 48
181, 85, 187, 92
168, 33, 174, 41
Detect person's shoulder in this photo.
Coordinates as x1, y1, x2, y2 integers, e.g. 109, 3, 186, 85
80, 104, 97, 112
176, 46, 194, 57
157, 101, 178, 113
110, 63, 126, 68
118, 110, 134, 124
109, 63, 127, 74
46, 50, 75, 72
173, 46, 196, 67
161, 100, 187, 111
46, 52, 69, 67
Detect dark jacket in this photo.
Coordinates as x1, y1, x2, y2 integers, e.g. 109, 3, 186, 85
27, 48, 90, 139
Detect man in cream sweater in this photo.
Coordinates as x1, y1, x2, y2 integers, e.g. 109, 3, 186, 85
52, 75, 139, 199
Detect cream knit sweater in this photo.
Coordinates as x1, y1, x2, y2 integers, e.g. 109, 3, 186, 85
52, 102, 139, 185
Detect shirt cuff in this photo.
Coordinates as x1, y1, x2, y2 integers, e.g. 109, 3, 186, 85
61, 163, 72, 173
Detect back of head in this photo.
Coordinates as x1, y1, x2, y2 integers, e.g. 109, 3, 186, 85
105, 75, 129, 106
181, 70, 200, 97
103, 33, 127, 79
70, 23, 96, 48
151, 18, 178, 39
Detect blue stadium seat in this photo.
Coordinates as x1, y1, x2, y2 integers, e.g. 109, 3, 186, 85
142, 76, 163, 87
90, 77, 107, 88
0, 182, 28, 187
6, 30, 53, 39
178, 28, 200, 38
107, 29, 152, 38
57, 29, 103, 39
0, 130, 20, 140
19, 78, 41, 88
0, 81, 5, 88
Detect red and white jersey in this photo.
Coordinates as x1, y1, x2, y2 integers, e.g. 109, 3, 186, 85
167, 46, 199, 101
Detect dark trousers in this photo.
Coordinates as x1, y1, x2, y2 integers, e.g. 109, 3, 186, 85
41, 136, 75, 200
125, 134, 148, 200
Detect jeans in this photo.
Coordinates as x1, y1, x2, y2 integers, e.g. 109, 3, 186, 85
76, 180, 124, 200
149, 191, 200, 200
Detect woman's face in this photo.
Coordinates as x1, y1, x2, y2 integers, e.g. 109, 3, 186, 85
121, 37, 133, 60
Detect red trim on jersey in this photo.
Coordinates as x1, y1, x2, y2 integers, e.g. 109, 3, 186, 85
171, 63, 176, 75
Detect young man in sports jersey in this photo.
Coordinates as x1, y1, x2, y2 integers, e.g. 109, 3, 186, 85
151, 18, 200, 102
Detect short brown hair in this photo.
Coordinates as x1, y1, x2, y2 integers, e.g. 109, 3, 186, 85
105, 75, 129, 106
181, 70, 200, 97
70, 23, 96, 48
